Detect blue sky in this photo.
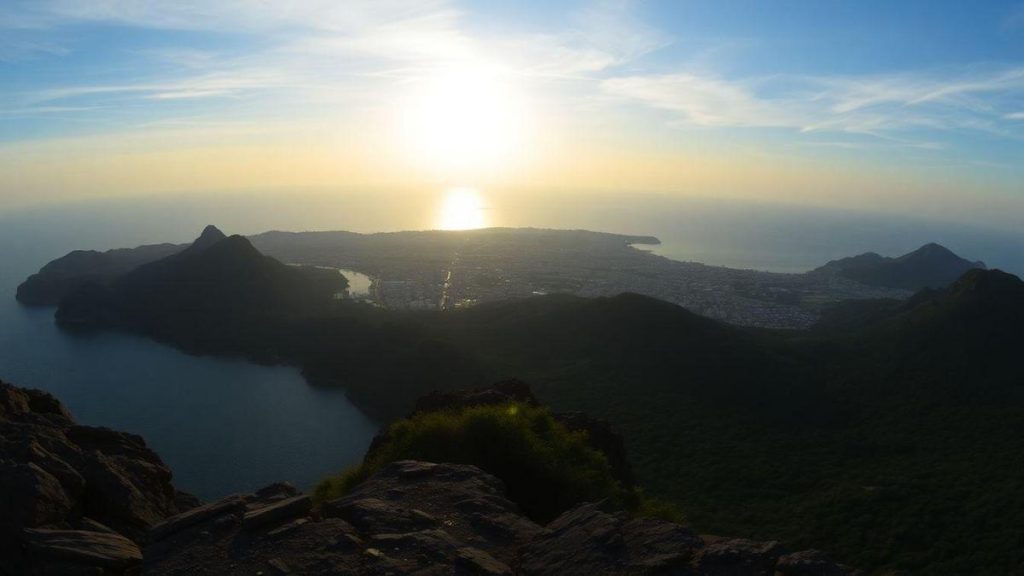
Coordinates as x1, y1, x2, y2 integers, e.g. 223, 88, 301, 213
1, 0, 1023, 227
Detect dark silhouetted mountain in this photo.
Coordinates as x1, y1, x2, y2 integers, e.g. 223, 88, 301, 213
15, 224, 227, 306
813, 268, 1024, 399
946, 266, 1024, 300
812, 242, 985, 290
24, 228, 1000, 330
285, 290, 821, 426
54, 229, 347, 338
16, 243, 183, 305
185, 224, 227, 254
17, 227, 659, 309
851, 268, 1024, 400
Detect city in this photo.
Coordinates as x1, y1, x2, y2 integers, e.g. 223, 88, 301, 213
251, 228, 911, 329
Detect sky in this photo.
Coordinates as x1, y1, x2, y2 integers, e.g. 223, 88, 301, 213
2, 0, 1023, 230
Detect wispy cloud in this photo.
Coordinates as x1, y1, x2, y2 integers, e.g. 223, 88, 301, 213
822, 69, 1024, 112
602, 74, 800, 128
7, 0, 667, 120
602, 67, 1024, 147
19, 0, 454, 33
0, 37, 68, 62
573, 0, 669, 67
0, 105, 98, 118
3, 0, 472, 73
1003, 3, 1024, 31
29, 69, 290, 104
22, 0, 666, 71
488, 2, 667, 80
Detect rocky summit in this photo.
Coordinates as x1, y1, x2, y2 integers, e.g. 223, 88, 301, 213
0, 380, 197, 575
146, 460, 860, 576
1, 379, 860, 575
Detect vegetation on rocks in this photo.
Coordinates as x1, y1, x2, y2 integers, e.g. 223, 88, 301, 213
314, 402, 677, 523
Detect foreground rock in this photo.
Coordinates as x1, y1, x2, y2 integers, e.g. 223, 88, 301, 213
23, 529, 143, 572
2, 380, 860, 575
145, 460, 859, 575
0, 380, 197, 575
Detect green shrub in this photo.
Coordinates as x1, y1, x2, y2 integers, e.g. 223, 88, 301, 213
314, 402, 680, 523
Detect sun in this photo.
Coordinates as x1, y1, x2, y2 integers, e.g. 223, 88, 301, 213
399, 64, 527, 176
438, 187, 487, 230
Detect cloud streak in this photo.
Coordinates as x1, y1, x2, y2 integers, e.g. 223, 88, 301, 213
5, 0, 668, 126
602, 67, 1024, 146
14, 0, 455, 33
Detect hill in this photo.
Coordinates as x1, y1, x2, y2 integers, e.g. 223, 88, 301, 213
16, 242, 182, 306
836, 268, 1024, 403
54, 228, 346, 342
14, 224, 242, 306
812, 242, 985, 290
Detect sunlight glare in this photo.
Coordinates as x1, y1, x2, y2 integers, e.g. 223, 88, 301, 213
438, 187, 487, 230
400, 63, 527, 177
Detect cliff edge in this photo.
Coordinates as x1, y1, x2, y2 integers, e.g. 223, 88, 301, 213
2, 379, 859, 575
145, 460, 860, 576
0, 380, 197, 575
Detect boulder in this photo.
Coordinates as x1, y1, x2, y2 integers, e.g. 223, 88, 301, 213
144, 463, 540, 575
242, 495, 312, 531
326, 460, 542, 564
23, 528, 143, 572
0, 461, 74, 528
148, 494, 246, 542
519, 502, 701, 575
364, 530, 512, 575
775, 550, 860, 576
0, 380, 196, 574
695, 537, 782, 576
322, 496, 439, 534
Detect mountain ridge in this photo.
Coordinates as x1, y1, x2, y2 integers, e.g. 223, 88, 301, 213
813, 242, 985, 290
16, 228, 991, 330
54, 230, 346, 334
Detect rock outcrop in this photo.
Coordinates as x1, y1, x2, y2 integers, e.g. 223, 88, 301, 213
145, 460, 860, 575
0, 381, 197, 575
3, 379, 860, 575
